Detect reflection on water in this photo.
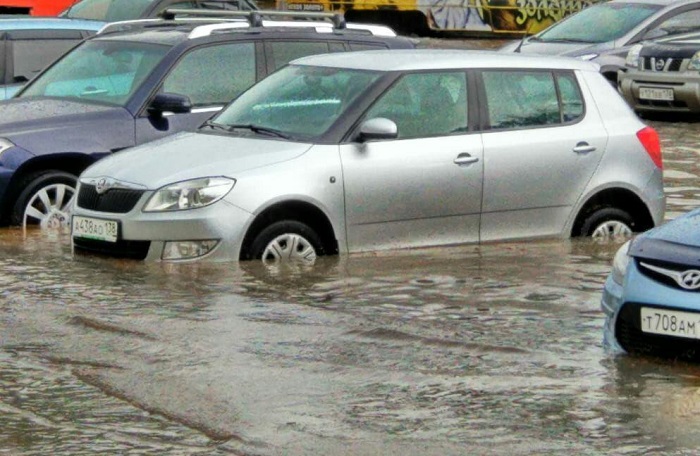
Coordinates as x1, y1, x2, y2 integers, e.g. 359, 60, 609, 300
0, 118, 699, 455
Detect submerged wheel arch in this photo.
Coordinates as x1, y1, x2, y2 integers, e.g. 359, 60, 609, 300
571, 187, 655, 237
0, 153, 96, 225
239, 200, 338, 261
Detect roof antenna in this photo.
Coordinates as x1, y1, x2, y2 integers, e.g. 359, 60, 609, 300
514, 19, 535, 53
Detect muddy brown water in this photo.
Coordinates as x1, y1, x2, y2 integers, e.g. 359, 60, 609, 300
3, 42, 700, 455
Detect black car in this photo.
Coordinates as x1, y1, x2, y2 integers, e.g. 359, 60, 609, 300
61, 0, 259, 23
0, 11, 414, 229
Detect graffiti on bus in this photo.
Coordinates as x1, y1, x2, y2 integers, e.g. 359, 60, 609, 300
424, 0, 595, 32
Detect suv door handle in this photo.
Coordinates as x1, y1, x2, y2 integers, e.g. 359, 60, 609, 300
573, 142, 596, 154
454, 153, 479, 166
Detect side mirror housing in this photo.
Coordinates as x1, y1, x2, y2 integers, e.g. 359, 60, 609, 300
358, 117, 398, 142
148, 92, 192, 117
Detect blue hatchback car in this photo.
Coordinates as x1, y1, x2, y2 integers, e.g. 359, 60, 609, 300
0, 17, 103, 99
602, 208, 700, 360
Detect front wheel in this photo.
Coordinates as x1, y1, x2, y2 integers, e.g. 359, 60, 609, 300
577, 207, 635, 240
248, 220, 324, 267
11, 171, 77, 230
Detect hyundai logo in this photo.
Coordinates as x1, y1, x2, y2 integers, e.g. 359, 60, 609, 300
655, 58, 665, 71
679, 270, 700, 290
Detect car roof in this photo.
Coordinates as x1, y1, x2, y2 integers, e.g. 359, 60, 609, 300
292, 49, 600, 72
0, 17, 104, 31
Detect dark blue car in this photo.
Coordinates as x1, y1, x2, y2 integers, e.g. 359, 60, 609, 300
0, 13, 414, 229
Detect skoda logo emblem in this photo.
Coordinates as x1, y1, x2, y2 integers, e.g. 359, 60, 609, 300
678, 270, 700, 290
95, 178, 112, 195
655, 59, 665, 71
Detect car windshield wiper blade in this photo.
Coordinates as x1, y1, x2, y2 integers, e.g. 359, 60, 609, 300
227, 123, 292, 139
201, 120, 231, 131
539, 37, 597, 43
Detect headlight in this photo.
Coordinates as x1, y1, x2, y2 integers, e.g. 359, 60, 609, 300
611, 240, 632, 285
689, 51, 700, 71
625, 44, 643, 69
577, 53, 598, 61
143, 177, 235, 212
0, 137, 15, 160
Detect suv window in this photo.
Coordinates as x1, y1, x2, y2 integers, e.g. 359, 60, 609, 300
267, 41, 330, 71
483, 70, 582, 130
364, 72, 468, 139
651, 8, 700, 35
10, 39, 83, 83
349, 42, 390, 51
162, 42, 256, 106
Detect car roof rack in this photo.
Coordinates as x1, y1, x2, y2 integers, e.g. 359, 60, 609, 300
161, 8, 347, 29
97, 16, 242, 35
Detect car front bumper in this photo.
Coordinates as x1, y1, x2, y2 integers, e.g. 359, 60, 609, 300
601, 259, 700, 354
71, 198, 254, 262
618, 69, 700, 113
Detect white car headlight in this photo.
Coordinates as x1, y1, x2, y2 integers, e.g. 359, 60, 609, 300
611, 240, 632, 285
0, 137, 15, 160
143, 177, 235, 212
625, 44, 643, 69
689, 51, 700, 71
577, 53, 598, 61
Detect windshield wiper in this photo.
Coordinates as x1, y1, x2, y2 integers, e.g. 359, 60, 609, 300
201, 120, 231, 131
227, 123, 292, 139
539, 37, 597, 44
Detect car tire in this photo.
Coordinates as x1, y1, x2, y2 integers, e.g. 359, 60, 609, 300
11, 170, 77, 229
248, 220, 324, 266
578, 207, 635, 239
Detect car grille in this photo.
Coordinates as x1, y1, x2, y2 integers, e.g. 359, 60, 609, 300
636, 258, 700, 292
638, 99, 688, 109
77, 184, 144, 213
641, 57, 683, 72
616, 303, 700, 361
73, 237, 151, 260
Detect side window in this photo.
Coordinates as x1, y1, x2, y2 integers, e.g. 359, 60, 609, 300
556, 73, 584, 122
483, 70, 561, 130
161, 42, 255, 106
267, 41, 329, 70
10, 39, 82, 83
651, 9, 700, 35
363, 72, 468, 139
349, 42, 389, 51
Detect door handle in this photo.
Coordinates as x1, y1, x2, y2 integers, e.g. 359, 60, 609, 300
573, 142, 596, 154
454, 153, 479, 165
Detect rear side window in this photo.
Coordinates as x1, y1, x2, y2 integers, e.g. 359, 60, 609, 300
162, 42, 256, 106
482, 70, 583, 130
349, 42, 389, 51
267, 41, 329, 70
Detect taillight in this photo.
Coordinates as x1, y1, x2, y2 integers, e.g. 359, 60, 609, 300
636, 126, 663, 169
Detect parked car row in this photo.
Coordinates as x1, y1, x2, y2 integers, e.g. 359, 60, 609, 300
0, 3, 693, 363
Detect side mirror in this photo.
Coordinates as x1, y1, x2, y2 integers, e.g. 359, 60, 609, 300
358, 117, 398, 142
148, 92, 192, 117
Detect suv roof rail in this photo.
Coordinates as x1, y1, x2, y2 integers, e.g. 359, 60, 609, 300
161, 8, 347, 29
96, 16, 241, 35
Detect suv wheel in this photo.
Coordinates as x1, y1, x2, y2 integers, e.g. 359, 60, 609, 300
578, 207, 635, 240
11, 171, 77, 230
249, 220, 323, 266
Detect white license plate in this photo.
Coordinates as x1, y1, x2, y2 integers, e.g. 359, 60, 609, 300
640, 307, 700, 339
72, 216, 118, 243
639, 87, 674, 101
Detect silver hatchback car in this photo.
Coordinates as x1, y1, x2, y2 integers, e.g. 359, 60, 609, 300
71, 49, 666, 265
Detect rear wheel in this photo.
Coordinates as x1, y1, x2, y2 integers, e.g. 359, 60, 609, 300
11, 171, 77, 230
248, 220, 324, 267
577, 207, 635, 240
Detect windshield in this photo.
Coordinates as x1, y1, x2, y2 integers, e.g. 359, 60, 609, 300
19, 40, 169, 107
211, 65, 382, 141
62, 0, 155, 21
537, 3, 662, 43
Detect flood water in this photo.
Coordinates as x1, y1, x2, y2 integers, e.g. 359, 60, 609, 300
3, 57, 700, 455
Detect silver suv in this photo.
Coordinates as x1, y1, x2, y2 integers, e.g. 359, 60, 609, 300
71, 49, 666, 265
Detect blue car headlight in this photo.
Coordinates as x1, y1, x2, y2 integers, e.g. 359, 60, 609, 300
143, 177, 235, 212
611, 240, 632, 285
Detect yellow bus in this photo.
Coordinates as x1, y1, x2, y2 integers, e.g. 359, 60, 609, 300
277, 0, 600, 36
